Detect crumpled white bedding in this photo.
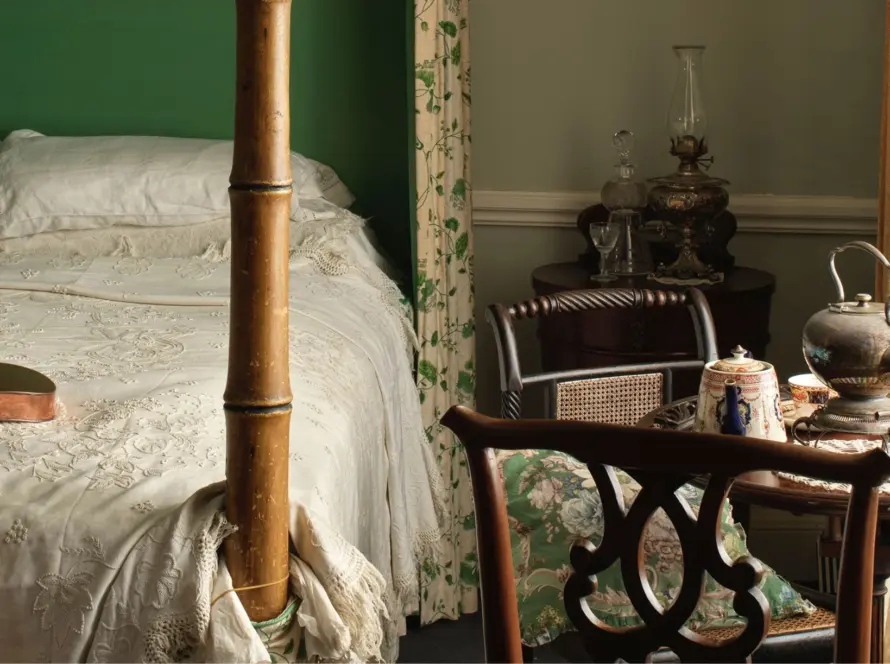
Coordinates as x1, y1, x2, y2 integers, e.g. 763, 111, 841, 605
0, 222, 441, 662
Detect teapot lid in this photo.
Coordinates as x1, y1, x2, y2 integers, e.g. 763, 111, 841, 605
829, 293, 886, 315
710, 346, 770, 373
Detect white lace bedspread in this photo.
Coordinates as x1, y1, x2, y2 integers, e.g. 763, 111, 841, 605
0, 245, 442, 662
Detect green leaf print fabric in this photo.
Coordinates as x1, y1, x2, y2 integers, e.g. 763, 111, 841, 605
415, 0, 478, 622
498, 450, 814, 647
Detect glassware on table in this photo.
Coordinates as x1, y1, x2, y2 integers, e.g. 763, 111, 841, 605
589, 218, 621, 282
600, 130, 652, 276
611, 208, 651, 276
601, 131, 648, 212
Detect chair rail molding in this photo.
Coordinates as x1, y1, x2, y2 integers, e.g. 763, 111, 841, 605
473, 190, 878, 236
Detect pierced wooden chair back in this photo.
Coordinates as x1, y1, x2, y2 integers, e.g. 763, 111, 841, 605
486, 288, 718, 424
442, 405, 886, 664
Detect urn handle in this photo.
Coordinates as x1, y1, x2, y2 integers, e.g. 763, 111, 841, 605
828, 241, 890, 305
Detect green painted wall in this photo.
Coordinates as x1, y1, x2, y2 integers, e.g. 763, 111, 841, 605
0, 0, 413, 281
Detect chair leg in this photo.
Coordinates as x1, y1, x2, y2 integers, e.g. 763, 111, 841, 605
522, 644, 534, 663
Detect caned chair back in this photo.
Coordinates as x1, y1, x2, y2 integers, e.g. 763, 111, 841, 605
486, 288, 718, 424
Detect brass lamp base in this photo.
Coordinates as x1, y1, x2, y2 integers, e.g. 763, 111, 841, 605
650, 226, 723, 284
647, 138, 729, 286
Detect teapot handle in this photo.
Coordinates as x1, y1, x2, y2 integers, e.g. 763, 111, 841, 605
828, 241, 890, 303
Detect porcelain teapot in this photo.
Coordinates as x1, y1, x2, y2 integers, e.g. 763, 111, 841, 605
693, 345, 785, 441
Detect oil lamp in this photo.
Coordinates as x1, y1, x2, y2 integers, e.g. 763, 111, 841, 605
647, 46, 728, 284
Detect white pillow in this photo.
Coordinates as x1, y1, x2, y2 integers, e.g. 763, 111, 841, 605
0, 130, 354, 240
296, 155, 355, 210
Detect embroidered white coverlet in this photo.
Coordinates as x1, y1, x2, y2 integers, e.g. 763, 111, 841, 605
0, 246, 441, 662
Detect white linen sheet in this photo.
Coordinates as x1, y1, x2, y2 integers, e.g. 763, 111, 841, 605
0, 225, 441, 662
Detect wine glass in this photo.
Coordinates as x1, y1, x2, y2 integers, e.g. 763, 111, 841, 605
589, 218, 621, 282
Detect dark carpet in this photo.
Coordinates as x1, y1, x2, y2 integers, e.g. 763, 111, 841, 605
398, 613, 569, 663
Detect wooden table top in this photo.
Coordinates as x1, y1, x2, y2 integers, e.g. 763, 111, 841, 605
638, 396, 890, 518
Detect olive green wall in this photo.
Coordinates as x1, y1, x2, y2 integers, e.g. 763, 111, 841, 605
471, 0, 884, 196
0, 0, 413, 280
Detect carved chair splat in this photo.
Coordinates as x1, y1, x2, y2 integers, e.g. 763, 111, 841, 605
443, 406, 886, 663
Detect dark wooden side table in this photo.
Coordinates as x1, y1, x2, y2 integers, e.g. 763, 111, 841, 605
531, 263, 776, 399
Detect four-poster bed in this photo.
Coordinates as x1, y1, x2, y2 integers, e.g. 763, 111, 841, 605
0, 0, 450, 661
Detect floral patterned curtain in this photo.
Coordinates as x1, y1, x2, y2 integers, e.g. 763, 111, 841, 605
414, 0, 478, 622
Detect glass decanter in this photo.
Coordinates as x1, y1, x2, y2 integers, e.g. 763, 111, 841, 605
600, 130, 652, 276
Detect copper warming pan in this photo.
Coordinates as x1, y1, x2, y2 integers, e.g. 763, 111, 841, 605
0, 363, 56, 423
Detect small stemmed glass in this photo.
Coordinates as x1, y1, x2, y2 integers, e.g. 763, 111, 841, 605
589, 217, 621, 282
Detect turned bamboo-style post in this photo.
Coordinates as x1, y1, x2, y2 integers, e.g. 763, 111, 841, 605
224, 0, 293, 622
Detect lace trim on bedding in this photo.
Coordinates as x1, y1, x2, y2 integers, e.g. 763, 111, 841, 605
245, 522, 442, 663
142, 511, 237, 663
419, 426, 450, 529
391, 526, 446, 611
314, 547, 389, 661
108, 230, 231, 265
200, 240, 232, 264
397, 425, 450, 602
112, 236, 136, 257
289, 211, 419, 353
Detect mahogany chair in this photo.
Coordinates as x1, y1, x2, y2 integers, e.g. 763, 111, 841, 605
442, 405, 888, 663
486, 288, 718, 424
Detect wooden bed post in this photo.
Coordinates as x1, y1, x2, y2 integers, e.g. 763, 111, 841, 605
224, 0, 293, 622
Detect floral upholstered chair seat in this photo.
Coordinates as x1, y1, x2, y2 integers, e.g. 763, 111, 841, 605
497, 449, 814, 647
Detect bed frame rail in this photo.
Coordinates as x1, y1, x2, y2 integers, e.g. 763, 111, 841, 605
224, 0, 293, 622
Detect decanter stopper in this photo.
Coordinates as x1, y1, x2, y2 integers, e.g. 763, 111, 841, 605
600, 130, 647, 212
613, 129, 635, 168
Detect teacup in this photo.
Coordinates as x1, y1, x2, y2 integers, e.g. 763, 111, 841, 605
788, 373, 837, 415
